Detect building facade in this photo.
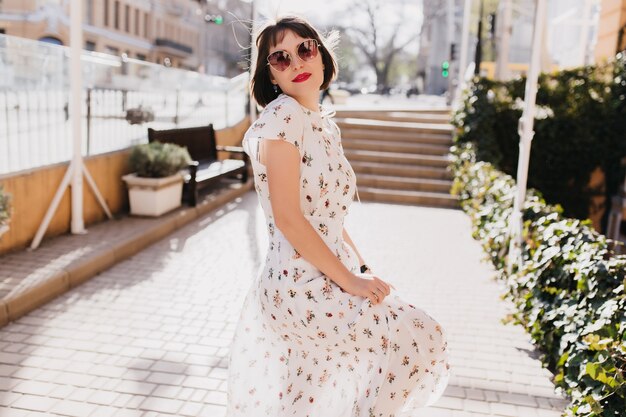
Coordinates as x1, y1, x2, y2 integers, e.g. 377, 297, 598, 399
418, 0, 602, 95
595, 0, 626, 61
0, 0, 251, 75
418, 0, 464, 95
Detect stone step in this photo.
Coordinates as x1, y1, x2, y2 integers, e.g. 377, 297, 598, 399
350, 160, 452, 180
341, 138, 451, 156
344, 149, 450, 167
356, 186, 459, 209
334, 110, 451, 124
356, 173, 453, 193
335, 118, 454, 135
334, 106, 451, 115
340, 128, 453, 145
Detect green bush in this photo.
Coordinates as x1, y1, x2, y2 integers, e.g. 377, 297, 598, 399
451, 142, 625, 417
0, 185, 11, 228
452, 53, 626, 228
129, 141, 192, 178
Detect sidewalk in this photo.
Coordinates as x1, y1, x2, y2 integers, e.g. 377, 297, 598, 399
0, 190, 569, 417
0, 180, 253, 326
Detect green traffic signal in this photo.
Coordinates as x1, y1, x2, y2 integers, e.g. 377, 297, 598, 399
205, 14, 223, 25
441, 60, 450, 78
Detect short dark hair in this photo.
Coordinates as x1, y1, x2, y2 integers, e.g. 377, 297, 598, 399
251, 15, 339, 108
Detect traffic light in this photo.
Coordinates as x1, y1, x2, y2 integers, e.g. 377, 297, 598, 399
450, 43, 457, 61
488, 13, 496, 38
441, 60, 450, 78
204, 14, 223, 25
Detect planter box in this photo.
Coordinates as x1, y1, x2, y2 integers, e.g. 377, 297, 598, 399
122, 172, 183, 216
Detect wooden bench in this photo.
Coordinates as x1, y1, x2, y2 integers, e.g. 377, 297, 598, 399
148, 124, 249, 206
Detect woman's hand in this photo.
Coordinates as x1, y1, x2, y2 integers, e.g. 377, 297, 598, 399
341, 273, 395, 305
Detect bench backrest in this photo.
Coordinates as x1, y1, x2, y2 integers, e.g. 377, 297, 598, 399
148, 124, 217, 161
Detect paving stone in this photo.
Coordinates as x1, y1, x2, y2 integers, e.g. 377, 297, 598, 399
12, 380, 56, 396
200, 404, 226, 417
0, 391, 23, 406
178, 401, 205, 417
49, 400, 98, 417
88, 405, 120, 417
10, 394, 58, 412
1, 408, 29, 417
462, 399, 491, 414
139, 396, 184, 414
87, 389, 120, 406
498, 391, 539, 407
490, 402, 519, 417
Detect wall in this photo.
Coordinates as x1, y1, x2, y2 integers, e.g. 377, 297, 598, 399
595, 0, 626, 62
0, 117, 250, 255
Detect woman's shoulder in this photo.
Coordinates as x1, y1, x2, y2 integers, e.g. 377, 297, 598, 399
259, 94, 303, 119
245, 94, 305, 143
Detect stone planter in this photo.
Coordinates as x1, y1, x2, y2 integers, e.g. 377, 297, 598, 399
122, 172, 184, 217
0, 224, 8, 239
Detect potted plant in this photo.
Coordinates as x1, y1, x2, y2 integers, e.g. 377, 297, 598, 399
0, 185, 11, 238
122, 141, 191, 216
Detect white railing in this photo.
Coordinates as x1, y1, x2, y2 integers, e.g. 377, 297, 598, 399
0, 34, 249, 175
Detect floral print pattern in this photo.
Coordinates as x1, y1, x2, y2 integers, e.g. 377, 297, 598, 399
228, 94, 450, 417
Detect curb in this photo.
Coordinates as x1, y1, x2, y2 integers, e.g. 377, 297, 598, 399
1, 181, 254, 327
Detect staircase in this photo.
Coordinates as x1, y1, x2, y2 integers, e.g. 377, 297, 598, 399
335, 108, 458, 209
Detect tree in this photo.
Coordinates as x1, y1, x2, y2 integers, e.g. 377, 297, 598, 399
339, 0, 420, 93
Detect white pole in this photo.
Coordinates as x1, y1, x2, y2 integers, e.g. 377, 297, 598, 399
507, 0, 547, 273
495, 0, 513, 80
70, 0, 85, 234
446, 0, 454, 104
31, 0, 112, 250
249, 0, 258, 124
455, 0, 472, 108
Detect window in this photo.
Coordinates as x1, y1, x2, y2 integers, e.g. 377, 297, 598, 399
86, 0, 93, 25
0, 29, 5, 35
144, 13, 149, 38
135, 9, 140, 36
136, 53, 146, 61
105, 45, 119, 56
125, 5, 130, 32
39, 36, 63, 45
114, 1, 119, 30
85, 41, 96, 51
104, 0, 109, 27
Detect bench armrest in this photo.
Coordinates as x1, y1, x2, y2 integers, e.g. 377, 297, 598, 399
215, 145, 245, 154
216, 145, 249, 165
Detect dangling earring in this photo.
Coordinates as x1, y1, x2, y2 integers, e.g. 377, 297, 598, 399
273, 84, 278, 93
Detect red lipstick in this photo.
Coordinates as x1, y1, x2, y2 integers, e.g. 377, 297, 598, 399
292, 73, 311, 82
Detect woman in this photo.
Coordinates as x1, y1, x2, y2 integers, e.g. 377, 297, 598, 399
227, 15, 450, 417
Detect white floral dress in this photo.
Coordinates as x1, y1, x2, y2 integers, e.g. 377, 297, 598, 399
226, 94, 450, 417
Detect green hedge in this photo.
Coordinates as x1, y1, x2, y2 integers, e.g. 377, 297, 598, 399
0, 185, 10, 228
452, 53, 626, 227
450, 142, 625, 416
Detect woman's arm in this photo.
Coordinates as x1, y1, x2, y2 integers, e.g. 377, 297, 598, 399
342, 227, 367, 268
262, 139, 390, 303
263, 139, 354, 288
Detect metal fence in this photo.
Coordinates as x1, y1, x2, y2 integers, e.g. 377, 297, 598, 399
0, 34, 248, 175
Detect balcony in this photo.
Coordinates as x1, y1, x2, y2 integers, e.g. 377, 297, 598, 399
154, 38, 193, 56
